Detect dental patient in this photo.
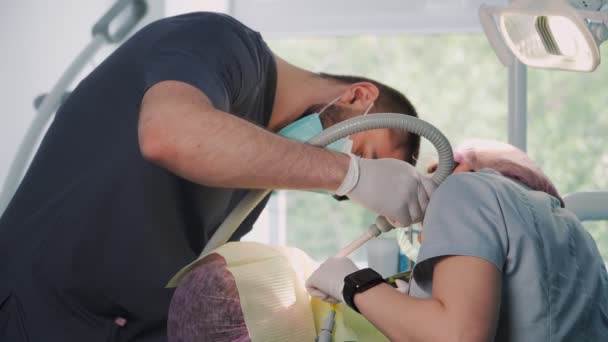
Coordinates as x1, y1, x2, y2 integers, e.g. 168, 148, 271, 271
168, 139, 608, 342
306, 139, 608, 342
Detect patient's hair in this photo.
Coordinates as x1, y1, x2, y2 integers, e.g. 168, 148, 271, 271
427, 140, 564, 206
315, 73, 420, 165
485, 158, 562, 204
168, 254, 249, 342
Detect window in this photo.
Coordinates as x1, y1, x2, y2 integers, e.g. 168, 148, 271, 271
246, 33, 608, 264
528, 57, 608, 262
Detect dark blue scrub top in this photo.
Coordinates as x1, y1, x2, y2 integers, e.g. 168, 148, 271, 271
0, 12, 276, 341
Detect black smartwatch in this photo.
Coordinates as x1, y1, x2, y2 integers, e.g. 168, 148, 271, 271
342, 268, 386, 313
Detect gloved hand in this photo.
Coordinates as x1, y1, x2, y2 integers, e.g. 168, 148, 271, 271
305, 257, 359, 303
335, 154, 437, 227
395, 279, 410, 294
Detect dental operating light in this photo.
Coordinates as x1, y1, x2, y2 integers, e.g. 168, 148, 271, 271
480, 0, 608, 71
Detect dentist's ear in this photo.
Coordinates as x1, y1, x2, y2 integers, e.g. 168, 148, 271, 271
341, 82, 379, 108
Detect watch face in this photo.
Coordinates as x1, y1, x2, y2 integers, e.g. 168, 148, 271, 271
343, 268, 385, 313
348, 269, 382, 287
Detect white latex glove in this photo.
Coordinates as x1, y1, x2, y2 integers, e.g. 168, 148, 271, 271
305, 257, 359, 303
336, 154, 437, 227
395, 279, 410, 294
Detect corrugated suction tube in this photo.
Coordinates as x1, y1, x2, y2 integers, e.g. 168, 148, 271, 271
167, 113, 453, 287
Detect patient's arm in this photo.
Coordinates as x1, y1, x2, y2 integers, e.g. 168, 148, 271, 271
354, 256, 501, 342
168, 254, 250, 342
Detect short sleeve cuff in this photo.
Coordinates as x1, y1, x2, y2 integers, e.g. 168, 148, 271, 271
412, 241, 505, 286
417, 242, 504, 272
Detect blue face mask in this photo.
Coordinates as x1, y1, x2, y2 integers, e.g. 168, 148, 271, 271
277, 113, 352, 153
278, 96, 373, 154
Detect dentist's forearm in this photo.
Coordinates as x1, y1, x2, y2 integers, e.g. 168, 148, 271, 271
153, 108, 349, 190
139, 81, 349, 191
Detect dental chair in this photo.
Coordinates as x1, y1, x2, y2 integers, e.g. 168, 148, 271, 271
564, 191, 608, 223
565, 191, 608, 263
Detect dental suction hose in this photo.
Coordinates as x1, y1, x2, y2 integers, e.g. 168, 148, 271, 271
334, 216, 394, 258
167, 113, 453, 287
307, 113, 453, 185
310, 113, 454, 258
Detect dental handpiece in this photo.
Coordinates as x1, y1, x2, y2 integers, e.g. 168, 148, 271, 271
334, 216, 395, 257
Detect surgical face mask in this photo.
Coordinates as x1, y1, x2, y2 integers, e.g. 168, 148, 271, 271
278, 96, 374, 154
278, 114, 353, 153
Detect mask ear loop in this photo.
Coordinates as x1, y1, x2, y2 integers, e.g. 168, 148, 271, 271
343, 102, 374, 157
362, 101, 374, 116
318, 95, 343, 116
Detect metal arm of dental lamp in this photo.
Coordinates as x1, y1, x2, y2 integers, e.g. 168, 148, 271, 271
0, 0, 148, 217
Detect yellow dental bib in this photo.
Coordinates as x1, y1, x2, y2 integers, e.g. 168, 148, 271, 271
169, 242, 388, 342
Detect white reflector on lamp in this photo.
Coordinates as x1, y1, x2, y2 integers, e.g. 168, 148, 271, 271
500, 11, 598, 71
479, 0, 608, 72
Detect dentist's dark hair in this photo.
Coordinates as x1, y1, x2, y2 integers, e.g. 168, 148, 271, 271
319, 73, 420, 166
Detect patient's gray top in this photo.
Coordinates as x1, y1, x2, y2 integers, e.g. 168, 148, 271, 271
409, 169, 608, 341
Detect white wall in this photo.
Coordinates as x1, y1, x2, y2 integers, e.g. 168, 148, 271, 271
230, 0, 507, 37
165, 0, 227, 16
0, 0, 164, 199
164, 0, 508, 38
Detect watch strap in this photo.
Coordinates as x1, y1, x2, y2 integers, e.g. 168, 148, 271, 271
343, 268, 385, 313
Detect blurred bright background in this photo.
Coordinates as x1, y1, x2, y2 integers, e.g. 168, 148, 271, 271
1, 0, 606, 263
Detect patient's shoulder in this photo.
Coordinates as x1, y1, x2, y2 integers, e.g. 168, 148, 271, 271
426, 168, 534, 226
431, 169, 503, 205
